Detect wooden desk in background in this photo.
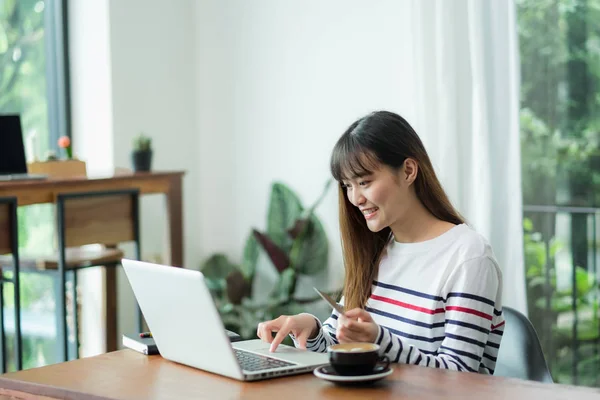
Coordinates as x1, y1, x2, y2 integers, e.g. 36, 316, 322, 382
0, 171, 185, 351
0, 350, 599, 400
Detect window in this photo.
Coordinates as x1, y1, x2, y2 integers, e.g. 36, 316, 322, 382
518, 0, 600, 387
0, 0, 70, 370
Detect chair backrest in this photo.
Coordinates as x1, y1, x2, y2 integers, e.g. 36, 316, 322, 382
495, 306, 553, 383
57, 189, 139, 247
0, 197, 17, 255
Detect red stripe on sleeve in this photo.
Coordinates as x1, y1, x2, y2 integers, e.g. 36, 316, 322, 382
371, 294, 445, 315
491, 320, 505, 330
446, 306, 492, 321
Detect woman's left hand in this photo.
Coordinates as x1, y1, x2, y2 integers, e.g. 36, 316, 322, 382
336, 308, 379, 343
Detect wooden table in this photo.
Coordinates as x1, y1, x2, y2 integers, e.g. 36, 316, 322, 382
0, 350, 598, 400
0, 171, 185, 351
0, 171, 185, 267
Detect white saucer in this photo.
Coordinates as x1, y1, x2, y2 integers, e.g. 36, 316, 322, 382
313, 365, 393, 385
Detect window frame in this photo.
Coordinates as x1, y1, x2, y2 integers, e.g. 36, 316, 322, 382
44, 0, 71, 148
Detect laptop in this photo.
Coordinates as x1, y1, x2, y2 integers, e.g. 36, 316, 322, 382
0, 115, 47, 181
121, 259, 328, 381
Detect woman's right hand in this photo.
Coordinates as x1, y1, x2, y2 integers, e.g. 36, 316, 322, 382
256, 313, 320, 352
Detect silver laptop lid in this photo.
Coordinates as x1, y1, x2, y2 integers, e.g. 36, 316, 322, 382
122, 259, 244, 380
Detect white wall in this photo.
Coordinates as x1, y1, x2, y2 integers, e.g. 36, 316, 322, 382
109, 0, 199, 267
69, 0, 198, 355
69, 0, 420, 355
194, 0, 417, 285
69, 0, 114, 175
72, 0, 199, 266
109, 0, 199, 340
68, 0, 114, 357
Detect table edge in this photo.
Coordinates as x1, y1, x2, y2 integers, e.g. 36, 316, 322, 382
0, 376, 114, 400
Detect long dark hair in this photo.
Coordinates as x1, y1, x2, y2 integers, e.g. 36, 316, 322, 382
330, 111, 464, 310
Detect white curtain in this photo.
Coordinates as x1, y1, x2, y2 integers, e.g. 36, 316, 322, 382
410, 0, 527, 314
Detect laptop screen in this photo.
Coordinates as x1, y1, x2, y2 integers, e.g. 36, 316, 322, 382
0, 115, 28, 175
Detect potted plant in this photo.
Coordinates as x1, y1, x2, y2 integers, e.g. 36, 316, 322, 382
201, 180, 338, 339
27, 135, 87, 178
132, 133, 153, 172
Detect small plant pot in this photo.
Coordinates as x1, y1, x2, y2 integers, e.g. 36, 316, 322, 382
132, 150, 153, 172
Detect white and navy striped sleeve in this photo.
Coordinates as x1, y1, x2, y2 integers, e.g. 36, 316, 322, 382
375, 256, 504, 373
290, 301, 344, 352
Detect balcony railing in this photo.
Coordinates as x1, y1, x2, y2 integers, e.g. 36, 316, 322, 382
522, 205, 600, 387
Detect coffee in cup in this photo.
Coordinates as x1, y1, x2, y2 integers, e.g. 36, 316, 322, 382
328, 343, 390, 376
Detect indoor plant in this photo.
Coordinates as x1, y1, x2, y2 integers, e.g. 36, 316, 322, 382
132, 133, 153, 172
27, 136, 87, 178
200, 180, 338, 339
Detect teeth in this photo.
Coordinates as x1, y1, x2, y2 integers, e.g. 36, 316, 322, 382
363, 208, 378, 216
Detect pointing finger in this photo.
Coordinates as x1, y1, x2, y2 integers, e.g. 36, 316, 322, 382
270, 318, 292, 352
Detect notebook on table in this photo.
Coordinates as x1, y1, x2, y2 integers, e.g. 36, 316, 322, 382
122, 334, 159, 355
122, 330, 242, 355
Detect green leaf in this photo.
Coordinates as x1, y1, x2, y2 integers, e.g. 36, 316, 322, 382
523, 218, 533, 232
287, 219, 308, 240
524, 240, 546, 269
267, 182, 304, 252
240, 231, 260, 281
553, 310, 600, 341
574, 267, 592, 296
526, 265, 542, 278
536, 295, 572, 313
549, 238, 562, 258
289, 214, 328, 275
528, 276, 547, 289
200, 254, 238, 280
205, 278, 227, 298
250, 243, 283, 306
271, 268, 297, 302
201, 255, 239, 302
287, 181, 332, 239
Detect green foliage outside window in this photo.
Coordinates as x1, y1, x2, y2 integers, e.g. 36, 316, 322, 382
1, 0, 61, 370
518, 0, 600, 387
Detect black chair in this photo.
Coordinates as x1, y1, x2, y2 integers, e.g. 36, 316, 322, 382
0, 197, 22, 372
495, 306, 553, 383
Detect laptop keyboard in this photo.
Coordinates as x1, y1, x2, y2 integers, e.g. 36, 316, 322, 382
234, 349, 296, 371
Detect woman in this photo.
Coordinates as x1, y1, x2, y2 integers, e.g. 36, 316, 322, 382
257, 111, 504, 374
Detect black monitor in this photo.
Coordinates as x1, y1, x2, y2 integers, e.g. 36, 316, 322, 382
0, 115, 28, 175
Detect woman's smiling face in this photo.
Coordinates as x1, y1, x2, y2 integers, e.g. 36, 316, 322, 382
342, 160, 414, 233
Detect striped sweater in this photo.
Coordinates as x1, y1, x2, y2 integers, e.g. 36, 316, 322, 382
295, 224, 505, 374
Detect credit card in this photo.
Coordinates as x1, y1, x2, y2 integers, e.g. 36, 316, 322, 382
313, 287, 344, 314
